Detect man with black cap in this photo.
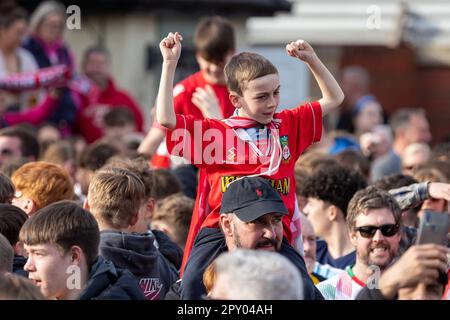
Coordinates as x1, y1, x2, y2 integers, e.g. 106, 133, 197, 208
177, 177, 323, 300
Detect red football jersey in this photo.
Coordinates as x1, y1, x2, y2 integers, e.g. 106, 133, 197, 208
167, 101, 322, 247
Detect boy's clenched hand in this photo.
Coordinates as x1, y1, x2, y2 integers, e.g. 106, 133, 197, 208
286, 40, 316, 63
160, 32, 183, 62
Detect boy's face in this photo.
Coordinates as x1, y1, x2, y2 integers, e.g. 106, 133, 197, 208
24, 243, 73, 299
196, 52, 233, 85
234, 74, 280, 125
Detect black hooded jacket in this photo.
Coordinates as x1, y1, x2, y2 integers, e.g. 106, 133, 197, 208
78, 256, 144, 300
99, 230, 179, 300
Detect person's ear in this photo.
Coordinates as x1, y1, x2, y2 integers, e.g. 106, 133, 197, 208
326, 205, 338, 222
219, 214, 233, 237
229, 92, 242, 109
22, 199, 38, 216
349, 229, 358, 246
14, 241, 25, 257
146, 198, 155, 220
70, 246, 83, 265
129, 212, 139, 227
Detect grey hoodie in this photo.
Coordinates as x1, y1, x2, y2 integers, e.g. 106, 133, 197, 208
99, 230, 179, 300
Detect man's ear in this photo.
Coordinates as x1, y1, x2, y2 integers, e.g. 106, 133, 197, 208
23, 199, 38, 216
146, 198, 155, 220
69, 245, 83, 266
326, 205, 339, 222
129, 212, 139, 227
219, 214, 233, 237
349, 229, 358, 246
14, 241, 25, 256
229, 92, 242, 108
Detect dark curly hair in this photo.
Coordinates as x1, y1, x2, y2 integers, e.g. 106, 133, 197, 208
373, 174, 417, 191
301, 164, 367, 217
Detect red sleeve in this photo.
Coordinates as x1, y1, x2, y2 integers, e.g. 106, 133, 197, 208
281, 101, 322, 159
165, 114, 212, 168
3, 95, 58, 126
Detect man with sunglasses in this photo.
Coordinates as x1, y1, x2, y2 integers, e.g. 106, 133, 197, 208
317, 186, 402, 300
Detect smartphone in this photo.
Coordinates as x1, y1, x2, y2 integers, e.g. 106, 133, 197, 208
416, 211, 450, 245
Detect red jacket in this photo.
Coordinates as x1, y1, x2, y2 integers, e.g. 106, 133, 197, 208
75, 78, 144, 143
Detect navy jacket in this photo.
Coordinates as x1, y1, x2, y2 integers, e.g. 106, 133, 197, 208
78, 256, 144, 300
180, 227, 324, 300
99, 230, 179, 300
152, 229, 184, 270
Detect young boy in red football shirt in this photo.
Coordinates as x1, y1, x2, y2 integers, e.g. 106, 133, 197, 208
157, 31, 344, 299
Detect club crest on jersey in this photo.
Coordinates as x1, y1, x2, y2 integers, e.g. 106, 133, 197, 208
280, 135, 291, 162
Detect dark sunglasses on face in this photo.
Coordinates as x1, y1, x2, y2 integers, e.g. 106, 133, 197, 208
355, 223, 400, 238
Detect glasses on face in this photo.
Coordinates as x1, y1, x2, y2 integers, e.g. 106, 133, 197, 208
355, 223, 400, 238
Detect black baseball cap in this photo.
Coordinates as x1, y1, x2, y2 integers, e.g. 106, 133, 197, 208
220, 177, 288, 222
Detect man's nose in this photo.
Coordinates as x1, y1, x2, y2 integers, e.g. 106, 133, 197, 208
263, 223, 277, 239
23, 256, 35, 272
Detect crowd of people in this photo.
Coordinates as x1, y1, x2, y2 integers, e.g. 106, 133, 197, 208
0, 1, 449, 301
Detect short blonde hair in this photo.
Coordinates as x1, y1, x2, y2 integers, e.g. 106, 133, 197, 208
87, 167, 145, 229
224, 52, 278, 96
11, 161, 73, 210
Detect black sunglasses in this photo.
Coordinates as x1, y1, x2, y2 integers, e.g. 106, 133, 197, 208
355, 224, 400, 238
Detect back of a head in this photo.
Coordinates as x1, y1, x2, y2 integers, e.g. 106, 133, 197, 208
104, 157, 153, 200
0, 126, 39, 160
103, 107, 136, 129
87, 167, 145, 229
151, 169, 182, 201
414, 166, 447, 184
403, 143, 431, 158
11, 161, 74, 210
0, 204, 28, 246
194, 16, 235, 64
0, 273, 45, 300
78, 141, 120, 172
224, 52, 278, 96
19, 200, 100, 268
374, 173, 418, 191
153, 192, 194, 248
389, 108, 424, 138
41, 140, 76, 165
0, 172, 15, 204
212, 249, 303, 300
301, 163, 367, 217
431, 142, 450, 163
334, 149, 370, 181
0, 233, 14, 274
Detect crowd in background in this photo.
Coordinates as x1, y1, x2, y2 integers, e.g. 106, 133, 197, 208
0, 1, 449, 300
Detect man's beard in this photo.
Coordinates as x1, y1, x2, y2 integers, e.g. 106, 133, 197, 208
359, 241, 396, 270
